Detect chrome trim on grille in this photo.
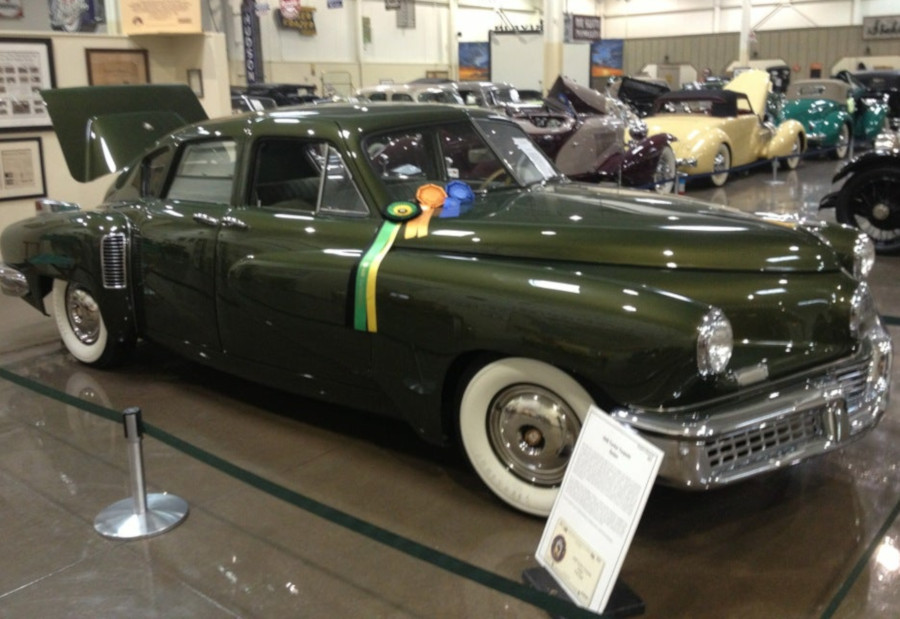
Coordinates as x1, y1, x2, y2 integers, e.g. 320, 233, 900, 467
101, 233, 127, 290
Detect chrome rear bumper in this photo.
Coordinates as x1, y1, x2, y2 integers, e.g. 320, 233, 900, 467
0, 263, 28, 297
613, 321, 892, 489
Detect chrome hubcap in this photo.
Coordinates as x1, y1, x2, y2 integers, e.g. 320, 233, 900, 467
66, 287, 101, 345
873, 203, 891, 221
487, 384, 581, 486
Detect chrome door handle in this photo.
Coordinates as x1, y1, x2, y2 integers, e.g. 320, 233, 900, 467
221, 216, 250, 230
192, 212, 219, 227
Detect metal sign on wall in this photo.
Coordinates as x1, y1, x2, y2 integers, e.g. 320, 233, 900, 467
565, 14, 601, 43
863, 15, 900, 40
280, 6, 317, 35
242, 2, 264, 84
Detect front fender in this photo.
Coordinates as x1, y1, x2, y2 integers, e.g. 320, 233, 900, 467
765, 119, 805, 158
832, 149, 900, 183
596, 133, 676, 185
678, 127, 731, 174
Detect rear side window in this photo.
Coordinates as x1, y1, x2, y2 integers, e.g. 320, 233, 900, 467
166, 140, 237, 203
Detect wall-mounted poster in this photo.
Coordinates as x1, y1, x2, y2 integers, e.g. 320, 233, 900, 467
49, 0, 104, 32
0, 38, 55, 132
0, 137, 46, 201
120, 0, 202, 35
0, 1, 22, 19
459, 42, 489, 81
86, 49, 149, 86
590, 39, 624, 78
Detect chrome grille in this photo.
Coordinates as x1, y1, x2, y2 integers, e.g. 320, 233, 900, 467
101, 233, 127, 289
706, 409, 825, 474
833, 360, 869, 418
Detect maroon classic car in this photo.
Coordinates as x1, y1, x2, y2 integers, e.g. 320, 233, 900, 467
512, 76, 678, 193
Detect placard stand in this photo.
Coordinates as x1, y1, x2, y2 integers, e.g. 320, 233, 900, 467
522, 567, 644, 618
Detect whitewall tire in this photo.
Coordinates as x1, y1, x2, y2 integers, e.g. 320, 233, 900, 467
52, 278, 114, 366
458, 358, 596, 516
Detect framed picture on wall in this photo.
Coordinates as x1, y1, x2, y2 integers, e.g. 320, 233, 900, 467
85, 48, 150, 86
0, 38, 55, 131
0, 137, 46, 201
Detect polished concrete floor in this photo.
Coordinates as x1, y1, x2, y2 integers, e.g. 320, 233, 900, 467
1, 154, 899, 618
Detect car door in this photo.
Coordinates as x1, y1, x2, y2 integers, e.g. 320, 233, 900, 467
214, 136, 384, 402
136, 138, 238, 354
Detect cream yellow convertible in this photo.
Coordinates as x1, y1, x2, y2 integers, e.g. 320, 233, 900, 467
645, 70, 806, 186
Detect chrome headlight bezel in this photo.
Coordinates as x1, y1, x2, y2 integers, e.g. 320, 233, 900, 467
697, 308, 733, 377
850, 282, 877, 336
853, 233, 875, 280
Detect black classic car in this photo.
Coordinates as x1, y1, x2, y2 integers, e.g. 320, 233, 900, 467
0, 85, 891, 516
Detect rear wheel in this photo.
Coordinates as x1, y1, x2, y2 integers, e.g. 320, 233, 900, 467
835, 166, 900, 254
831, 124, 851, 160
52, 279, 130, 367
710, 143, 730, 187
458, 357, 595, 515
781, 134, 802, 170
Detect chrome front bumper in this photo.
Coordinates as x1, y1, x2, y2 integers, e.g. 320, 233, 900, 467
613, 321, 893, 489
0, 263, 28, 297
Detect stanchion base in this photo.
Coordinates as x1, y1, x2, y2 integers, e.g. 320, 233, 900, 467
522, 566, 644, 618
94, 493, 189, 540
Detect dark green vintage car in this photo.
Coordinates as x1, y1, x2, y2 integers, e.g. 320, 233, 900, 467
0, 85, 892, 515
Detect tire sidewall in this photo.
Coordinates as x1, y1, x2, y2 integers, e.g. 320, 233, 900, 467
710, 143, 730, 187
458, 357, 596, 516
52, 278, 110, 365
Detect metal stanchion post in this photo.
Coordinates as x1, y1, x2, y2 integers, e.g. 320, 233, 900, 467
765, 158, 784, 185
94, 407, 189, 540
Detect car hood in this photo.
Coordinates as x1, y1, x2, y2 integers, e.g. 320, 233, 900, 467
393, 184, 838, 273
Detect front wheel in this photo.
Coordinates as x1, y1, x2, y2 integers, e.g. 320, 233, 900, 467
651, 145, 677, 194
835, 166, 900, 254
831, 124, 851, 160
52, 279, 130, 367
458, 358, 595, 516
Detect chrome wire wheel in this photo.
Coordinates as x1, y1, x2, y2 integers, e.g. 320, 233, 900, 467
486, 384, 581, 487
710, 143, 730, 187
65, 286, 102, 346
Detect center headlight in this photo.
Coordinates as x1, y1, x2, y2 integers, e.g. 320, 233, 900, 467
697, 308, 733, 377
853, 233, 875, 280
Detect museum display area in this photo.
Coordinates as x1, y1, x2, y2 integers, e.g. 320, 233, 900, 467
0, 1, 899, 617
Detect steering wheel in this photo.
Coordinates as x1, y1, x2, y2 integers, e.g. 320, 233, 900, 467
478, 166, 513, 190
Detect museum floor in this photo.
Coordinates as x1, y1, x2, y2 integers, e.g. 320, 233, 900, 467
0, 154, 898, 618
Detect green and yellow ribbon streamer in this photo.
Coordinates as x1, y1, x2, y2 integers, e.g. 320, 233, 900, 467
353, 220, 401, 332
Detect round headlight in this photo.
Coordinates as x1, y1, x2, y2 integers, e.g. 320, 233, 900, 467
697, 308, 733, 377
853, 233, 875, 280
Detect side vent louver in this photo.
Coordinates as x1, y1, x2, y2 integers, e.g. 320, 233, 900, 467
101, 233, 127, 289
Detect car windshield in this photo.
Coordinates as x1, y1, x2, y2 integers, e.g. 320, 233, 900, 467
363, 118, 561, 202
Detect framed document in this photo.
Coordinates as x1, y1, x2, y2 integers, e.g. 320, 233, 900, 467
86, 48, 150, 86
0, 38, 55, 131
0, 137, 46, 201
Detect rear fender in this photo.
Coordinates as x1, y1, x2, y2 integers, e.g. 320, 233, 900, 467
832, 150, 900, 183
1, 210, 136, 338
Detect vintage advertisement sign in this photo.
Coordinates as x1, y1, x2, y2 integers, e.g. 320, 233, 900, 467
242, 2, 264, 83
280, 5, 317, 35
120, 0, 202, 35
863, 15, 900, 40
0, 1, 22, 19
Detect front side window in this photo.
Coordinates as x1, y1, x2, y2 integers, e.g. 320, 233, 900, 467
166, 140, 237, 203
363, 119, 560, 202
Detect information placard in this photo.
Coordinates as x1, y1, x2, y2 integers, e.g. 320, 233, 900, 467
120, 0, 202, 35
536, 406, 663, 612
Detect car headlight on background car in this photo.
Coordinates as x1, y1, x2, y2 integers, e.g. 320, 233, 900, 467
697, 308, 733, 377
853, 233, 875, 280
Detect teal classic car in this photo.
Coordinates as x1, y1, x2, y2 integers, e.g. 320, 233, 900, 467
778, 78, 889, 158
0, 85, 892, 516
